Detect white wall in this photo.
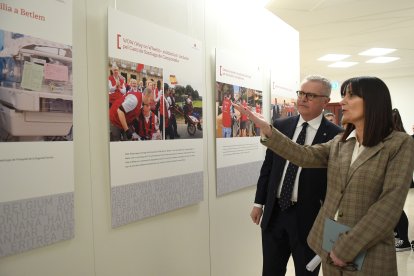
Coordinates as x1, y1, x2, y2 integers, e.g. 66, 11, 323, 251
0, 1, 299, 276
328, 75, 414, 134
385, 76, 414, 135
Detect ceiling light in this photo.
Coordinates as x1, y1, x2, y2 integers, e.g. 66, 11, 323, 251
318, 54, 350, 61
328, 62, 358, 68
366, 57, 400, 63
358, 48, 396, 56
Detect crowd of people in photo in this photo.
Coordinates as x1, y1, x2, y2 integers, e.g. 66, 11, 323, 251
108, 63, 198, 141
217, 87, 263, 138
271, 98, 299, 124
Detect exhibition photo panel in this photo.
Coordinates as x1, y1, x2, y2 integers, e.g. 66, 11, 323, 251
107, 8, 204, 227
0, 0, 74, 257
215, 48, 265, 196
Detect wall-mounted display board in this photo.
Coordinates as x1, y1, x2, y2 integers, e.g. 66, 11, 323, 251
0, 0, 74, 257
108, 7, 204, 227
215, 48, 265, 196
269, 28, 300, 124
270, 66, 299, 122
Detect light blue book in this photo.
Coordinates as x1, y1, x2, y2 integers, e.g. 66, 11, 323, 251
323, 218, 366, 271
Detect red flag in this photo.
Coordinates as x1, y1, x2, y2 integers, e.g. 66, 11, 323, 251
136, 63, 144, 72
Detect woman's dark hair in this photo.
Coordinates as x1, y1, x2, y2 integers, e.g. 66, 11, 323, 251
392, 108, 406, 133
340, 76, 393, 146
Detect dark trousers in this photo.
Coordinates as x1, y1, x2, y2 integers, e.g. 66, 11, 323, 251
170, 114, 178, 136
261, 204, 320, 276
395, 210, 409, 242
160, 115, 173, 139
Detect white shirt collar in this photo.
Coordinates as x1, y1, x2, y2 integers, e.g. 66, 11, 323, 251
298, 112, 323, 130
346, 129, 357, 141
346, 129, 365, 163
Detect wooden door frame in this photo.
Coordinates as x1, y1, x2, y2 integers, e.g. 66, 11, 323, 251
324, 102, 342, 126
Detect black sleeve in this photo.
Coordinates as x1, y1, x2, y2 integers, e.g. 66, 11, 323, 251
254, 148, 273, 204
254, 121, 282, 204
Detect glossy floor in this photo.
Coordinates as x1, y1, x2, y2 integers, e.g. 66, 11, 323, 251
285, 189, 414, 275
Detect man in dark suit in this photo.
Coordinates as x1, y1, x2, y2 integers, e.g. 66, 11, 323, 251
251, 75, 342, 276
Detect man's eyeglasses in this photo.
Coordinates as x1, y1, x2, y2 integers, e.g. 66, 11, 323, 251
296, 91, 328, 101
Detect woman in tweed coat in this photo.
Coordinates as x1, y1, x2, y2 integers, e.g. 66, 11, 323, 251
234, 76, 414, 275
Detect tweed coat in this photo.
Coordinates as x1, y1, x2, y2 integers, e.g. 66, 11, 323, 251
256, 115, 342, 244
262, 127, 414, 275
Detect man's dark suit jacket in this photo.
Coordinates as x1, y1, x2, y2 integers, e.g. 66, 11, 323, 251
255, 115, 342, 243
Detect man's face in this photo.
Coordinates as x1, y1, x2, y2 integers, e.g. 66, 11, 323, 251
297, 81, 329, 121
113, 68, 119, 76
130, 80, 137, 89
142, 103, 151, 114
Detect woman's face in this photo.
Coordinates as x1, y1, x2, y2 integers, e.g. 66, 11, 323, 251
340, 84, 364, 127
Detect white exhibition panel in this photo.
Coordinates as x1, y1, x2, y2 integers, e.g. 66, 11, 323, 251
0, 0, 74, 257
270, 30, 300, 99
216, 136, 262, 168
0, 142, 74, 202
110, 139, 203, 186
0, 0, 72, 45
108, 8, 203, 89
108, 7, 204, 226
215, 48, 265, 195
270, 22, 300, 121
215, 49, 263, 91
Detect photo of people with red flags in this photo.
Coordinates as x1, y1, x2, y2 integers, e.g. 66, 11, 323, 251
107, 59, 203, 141
216, 81, 262, 138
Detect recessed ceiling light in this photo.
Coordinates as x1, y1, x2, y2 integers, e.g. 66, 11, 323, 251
318, 54, 350, 61
358, 48, 396, 56
328, 62, 358, 68
366, 57, 400, 63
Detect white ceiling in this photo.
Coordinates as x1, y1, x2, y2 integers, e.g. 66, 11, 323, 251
266, 0, 414, 81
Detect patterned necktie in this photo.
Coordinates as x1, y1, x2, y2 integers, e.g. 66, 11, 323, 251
278, 122, 308, 211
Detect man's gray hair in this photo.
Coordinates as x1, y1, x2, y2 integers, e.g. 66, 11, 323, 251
302, 75, 332, 97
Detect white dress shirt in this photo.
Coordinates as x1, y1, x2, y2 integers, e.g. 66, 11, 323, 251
346, 129, 365, 165
276, 113, 324, 202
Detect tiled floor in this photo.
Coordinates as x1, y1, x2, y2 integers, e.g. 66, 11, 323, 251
285, 189, 414, 275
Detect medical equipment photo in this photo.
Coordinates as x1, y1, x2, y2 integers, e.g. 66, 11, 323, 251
0, 30, 73, 142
